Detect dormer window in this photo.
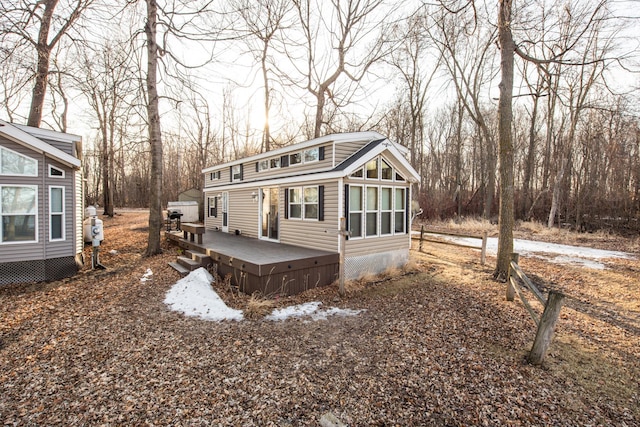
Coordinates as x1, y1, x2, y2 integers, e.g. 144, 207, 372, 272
304, 147, 319, 163
48, 165, 65, 178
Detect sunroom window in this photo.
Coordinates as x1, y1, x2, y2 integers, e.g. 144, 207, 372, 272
0, 185, 37, 243
348, 186, 363, 238
0, 146, 37, 176
381, 159, 393, 180
366, 186, 378, 236
366, 159, 378, 179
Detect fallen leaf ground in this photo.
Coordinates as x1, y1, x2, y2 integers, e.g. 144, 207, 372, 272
1, 211, 638, 426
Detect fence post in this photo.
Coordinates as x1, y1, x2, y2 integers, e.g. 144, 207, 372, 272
528, 290, 566, 365
507, 253, 518, 301
419, 225, 425, 252
481, 231, 487, 265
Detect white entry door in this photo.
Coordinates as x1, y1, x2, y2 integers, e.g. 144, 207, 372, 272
260, 188, 279, 241
221, 192, 229, 233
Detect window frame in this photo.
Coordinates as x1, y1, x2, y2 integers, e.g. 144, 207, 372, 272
287, 186, 319, 221
0, 184, 38, 244
232, 164, 242, 182
394, 187, 406, 234
49, 185, 65, 241
365, 186, 379, 237
48, 164, 65, 178
380, 186, 393, 236
348, 185, 363, 239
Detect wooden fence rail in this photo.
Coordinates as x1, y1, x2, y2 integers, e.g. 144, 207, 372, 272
412, 225, 488, 265
508, 253, 565, 365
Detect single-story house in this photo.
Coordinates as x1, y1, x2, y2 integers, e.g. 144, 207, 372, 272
0, 120, 83, 286
201, 131, 420, 282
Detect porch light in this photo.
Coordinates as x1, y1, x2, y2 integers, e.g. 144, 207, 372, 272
251, 191, 258, 202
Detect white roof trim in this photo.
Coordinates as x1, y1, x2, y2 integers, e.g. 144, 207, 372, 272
342, 140, 420, 183
13, 123, 81, 144
0, 120, 81, 168
202, 131, 385, 173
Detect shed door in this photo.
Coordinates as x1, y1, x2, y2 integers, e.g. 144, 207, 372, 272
260, 188, 278, 241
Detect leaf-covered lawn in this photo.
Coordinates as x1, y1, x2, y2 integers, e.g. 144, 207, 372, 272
1, 211, 638, 426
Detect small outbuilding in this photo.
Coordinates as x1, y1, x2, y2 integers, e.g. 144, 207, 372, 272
0, 120, 83, 285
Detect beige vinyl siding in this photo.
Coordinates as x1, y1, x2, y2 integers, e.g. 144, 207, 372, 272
204, 168, 229, 188
333, 140, 370, 164
228, 188, 259, 237
279, 180, 340, 253
345, 233, 409, 258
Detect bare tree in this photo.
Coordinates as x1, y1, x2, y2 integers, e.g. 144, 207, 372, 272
0, 0, 94, 127
291, 0, 389, 138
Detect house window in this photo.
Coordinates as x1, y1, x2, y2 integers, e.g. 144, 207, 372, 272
49, 186, 65, 241
366, 186, 378, 236
381, 159, 393, 180
288, 188, 302, 219
0, 185, 37, 243
351, 168, 363, 178
270, 158, 280, 169
348, 185, 363, 238
304, 147, 319, 163
258, 160, 269, 172
395, 172, 405, 182
381, 187, 392, 235
304, 187, 318, 219
366, 158, 378, 179
288, 186, 319, 220
210, 171, 220, 180
289, 152, 302, 165
232, 165, 242, 182
0, 146, 37, 176
395, 188, 406, 233
49, 165, 65, 178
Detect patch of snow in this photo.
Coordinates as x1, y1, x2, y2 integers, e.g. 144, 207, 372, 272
109, 249, 118, 255
140, 268, 153, 282
164, 268, 243, 322
266, 301, 365, 322
432, 234, 635, 269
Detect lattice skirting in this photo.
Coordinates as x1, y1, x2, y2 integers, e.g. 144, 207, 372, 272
0, 257, 78, 286
344, 249, 409, 280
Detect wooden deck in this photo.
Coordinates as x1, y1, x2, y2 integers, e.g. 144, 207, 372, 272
166, 229, 340, 296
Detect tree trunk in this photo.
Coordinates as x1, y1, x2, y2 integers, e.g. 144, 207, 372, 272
494, 0, 515, 281
145, 0, 164, 256
27, 0, 58, 127
314, 91, 325, 138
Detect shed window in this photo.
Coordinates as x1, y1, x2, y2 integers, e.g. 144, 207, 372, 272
0, 185, 37, 243
49, 186, 65, 241
0, 146, 37, 176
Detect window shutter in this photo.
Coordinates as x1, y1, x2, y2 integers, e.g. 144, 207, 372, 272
213, 197, 218, 218
239, 164, 243, 180
284, 188, 289, 219
255, 162, 259, 172
281, 155, 289, 167
344, 184, 349, 240
318, 185, 324, 221
319, 146, 325, 160
229, 166, 233, 182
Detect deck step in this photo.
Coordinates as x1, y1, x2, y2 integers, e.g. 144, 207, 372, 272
177, 256, 201, 271
168, 261, 190, 276
191, 252, 213, 267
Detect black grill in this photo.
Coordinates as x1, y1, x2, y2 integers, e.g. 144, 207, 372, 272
166, 209, 183, 231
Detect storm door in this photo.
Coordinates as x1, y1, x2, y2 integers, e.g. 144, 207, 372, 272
221, 192, 229, 233
260, 188, 279, 241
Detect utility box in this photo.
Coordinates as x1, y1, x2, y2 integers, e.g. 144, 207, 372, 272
167, 201, 199, 223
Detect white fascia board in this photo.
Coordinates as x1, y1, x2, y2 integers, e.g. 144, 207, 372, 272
0, 120, 81, 168
341, 140, 421, 183
202, 131, 385, 174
